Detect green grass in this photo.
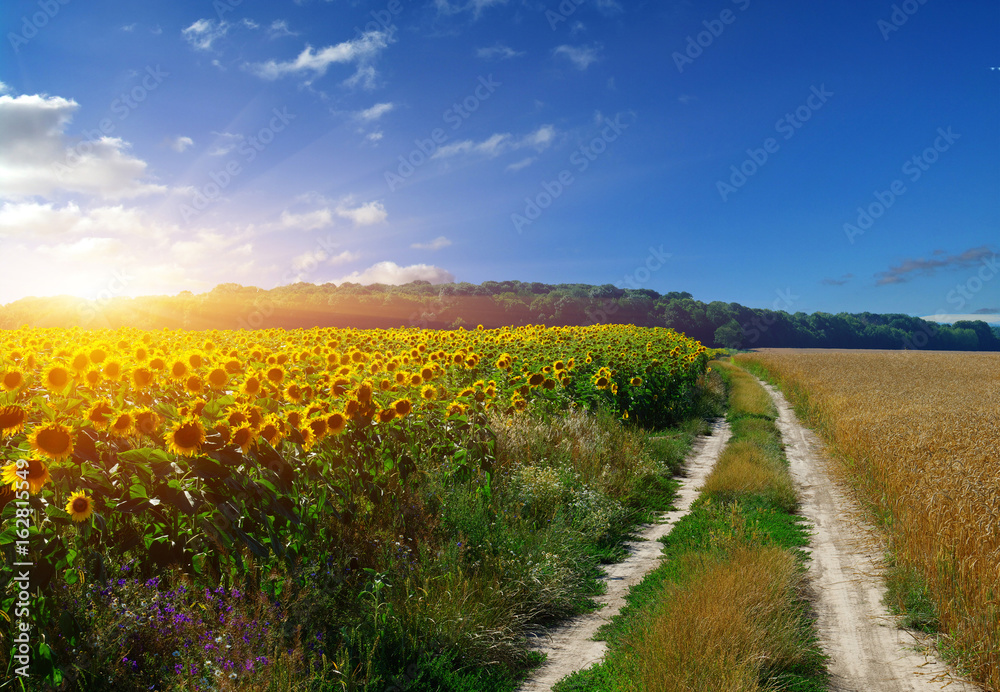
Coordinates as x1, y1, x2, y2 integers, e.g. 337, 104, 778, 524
554, 361, 828, 692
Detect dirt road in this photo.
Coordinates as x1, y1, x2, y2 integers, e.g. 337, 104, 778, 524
762, 381, 982, 692
516, 419, 732, 692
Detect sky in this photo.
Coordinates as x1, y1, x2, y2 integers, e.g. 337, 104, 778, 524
1, 0, 998, 321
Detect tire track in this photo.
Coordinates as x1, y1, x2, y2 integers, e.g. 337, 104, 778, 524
517, 419, 732, 692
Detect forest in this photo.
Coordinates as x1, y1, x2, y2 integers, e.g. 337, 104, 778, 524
2, 280, 998, 351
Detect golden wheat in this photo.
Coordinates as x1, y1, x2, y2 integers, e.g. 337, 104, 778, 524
737, 349, 1000, 689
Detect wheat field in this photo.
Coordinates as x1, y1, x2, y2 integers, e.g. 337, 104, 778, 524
737, 349, 1000, 688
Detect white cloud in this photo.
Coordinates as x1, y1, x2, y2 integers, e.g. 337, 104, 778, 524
241, 18, 259, 30
554, 44, 601, 70
336, 200, 387, 226
476, 43, 523, 60
432, 125, 556, 160
435, 0, 508, 17
334, 261, 454, 286
246, 31, 393, 85
356, 102, 394, 121
36, 236, 127, 261
923, 314, 1000, 325
121, 23, 137, 32
0, 201, 86, 238
365, 131, 384, 143
280, 208, 333, 230
0, 81, 9, 95
292, 248, 360, 276
0, 94, 166, 200
182, 19, 230, 51
208, 132, 243, 156
594, 0, 624, 15
268, 20, 297, 39
411, 236, 451, 251
167, 135, 194, 153
505, 157, 536, 172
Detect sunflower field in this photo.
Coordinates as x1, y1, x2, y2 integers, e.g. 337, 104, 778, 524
1, 324, 710, 690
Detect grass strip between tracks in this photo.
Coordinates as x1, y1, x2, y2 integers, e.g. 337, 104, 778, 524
553, 360, 829, 692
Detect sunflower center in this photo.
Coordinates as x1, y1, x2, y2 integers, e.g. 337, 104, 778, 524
174, 423, 202, 447
72, 497, 89, 513
37, 428, 71, 455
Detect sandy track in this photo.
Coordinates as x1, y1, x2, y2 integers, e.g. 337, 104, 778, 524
762, 381, 982, 692
516, 419, 732, 692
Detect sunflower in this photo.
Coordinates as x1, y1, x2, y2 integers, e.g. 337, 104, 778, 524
393, 398, 413, 418
27, 421, 74, 461
65, 491, 94, 523
133, 408, 160, 437
327, 412, 347, 435
207, 368, 229, 390
260, 419, 284, 446
283, 383, 303, 403
1, 369, 25, 391
167, 419, 206, 456
630, 377, 643, 387
109, 412, 135, 437
185, 374, 204, 395
420, 385, 436, 401
242, 375, 262, 397
377, 408, 396, 423
102, 360, 123, 381
85, 401, 115, 430
265, 366, 285, 385
70, 352, 90, 373
527, 373, 545, 387
356, 380, 374, 404
307, 416, 328, 440
0, 405, 27, 437
84, 369, 103, 388
231, 425, 256, 453
132, 367, 155, 391
446, 401, 466, 417
44, 365, 71, 390
3, 457, 51, 494
169, 359, 189, 380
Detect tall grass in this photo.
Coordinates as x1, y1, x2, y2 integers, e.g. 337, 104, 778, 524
556, 361, 825, 692
737, 349, 1000, 689
620, 543, 807, 692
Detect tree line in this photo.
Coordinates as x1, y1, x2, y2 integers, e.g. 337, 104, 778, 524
2, 280, 998, 351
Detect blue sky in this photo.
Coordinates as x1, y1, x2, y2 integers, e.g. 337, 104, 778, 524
1, 0, 998, 321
